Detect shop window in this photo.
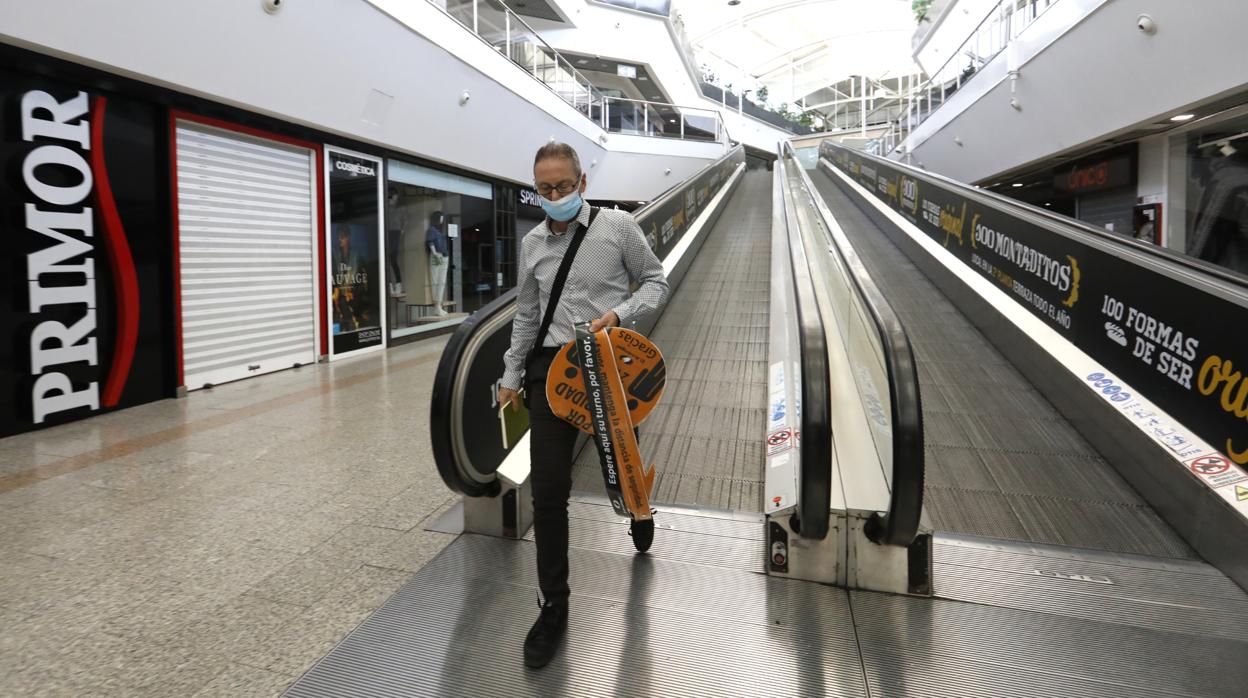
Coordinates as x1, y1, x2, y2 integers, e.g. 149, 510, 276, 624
385, 160, 496, 338
1173, 113, 1248, 276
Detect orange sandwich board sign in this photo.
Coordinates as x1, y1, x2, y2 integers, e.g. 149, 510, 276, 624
547, 325, 666, 526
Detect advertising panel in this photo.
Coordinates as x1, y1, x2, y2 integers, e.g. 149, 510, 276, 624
326, 148, 385, 356
0, 68, 175, 438
641, 154, 740, 259
822, 142, 1248, 466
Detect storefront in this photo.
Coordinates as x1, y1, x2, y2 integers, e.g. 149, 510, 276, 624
0, 67, 177, 437
325, 148, 386, 358
384, 159, 497, 339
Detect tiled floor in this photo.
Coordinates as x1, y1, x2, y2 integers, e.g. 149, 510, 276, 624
0, 335, 460, 697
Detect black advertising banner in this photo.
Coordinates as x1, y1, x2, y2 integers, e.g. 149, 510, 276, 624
820, 141, 1248, 466
0, 68, 175, 438
639, 150, 743, 260
327, 150, 383, 355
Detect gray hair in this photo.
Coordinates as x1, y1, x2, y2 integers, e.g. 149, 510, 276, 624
533, 142, 582, 178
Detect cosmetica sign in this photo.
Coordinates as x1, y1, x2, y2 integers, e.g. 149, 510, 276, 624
1, 73, 174, 437
821, 141, 1248, 466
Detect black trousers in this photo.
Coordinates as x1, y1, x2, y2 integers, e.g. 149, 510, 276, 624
526, 347, 580, 606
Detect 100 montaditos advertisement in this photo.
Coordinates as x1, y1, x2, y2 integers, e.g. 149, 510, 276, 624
822, 142, 1248, 466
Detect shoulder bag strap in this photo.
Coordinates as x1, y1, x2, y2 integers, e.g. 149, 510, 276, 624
532, 206, 600, 351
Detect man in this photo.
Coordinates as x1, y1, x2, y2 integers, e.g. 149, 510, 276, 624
498, 142, 668, 669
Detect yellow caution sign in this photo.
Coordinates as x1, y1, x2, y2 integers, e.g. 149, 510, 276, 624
1236, 485, 1248, 502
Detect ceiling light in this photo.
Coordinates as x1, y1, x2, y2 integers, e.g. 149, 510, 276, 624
1011, 182, 1024, 188
728, 0, 740, 5
1044, 202, 1052, 206
1170, 113, 1195, 122
669, 119, 677, 123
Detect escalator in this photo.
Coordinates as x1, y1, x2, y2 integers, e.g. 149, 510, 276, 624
281, 143, 1248, 697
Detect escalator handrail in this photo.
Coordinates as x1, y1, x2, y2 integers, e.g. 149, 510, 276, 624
825, 142, 1248, 293
430, 145, 746, 496
776, 150, 834, 541
786, 141, 925, 546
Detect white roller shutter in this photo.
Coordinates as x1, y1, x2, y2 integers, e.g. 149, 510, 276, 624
176, 121, 318, 389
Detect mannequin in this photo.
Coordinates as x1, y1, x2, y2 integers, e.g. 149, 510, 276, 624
427, 210, 449, 315
386, 187, 406, 295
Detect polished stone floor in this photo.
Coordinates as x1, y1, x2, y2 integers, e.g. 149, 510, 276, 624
0, 335, 458, 697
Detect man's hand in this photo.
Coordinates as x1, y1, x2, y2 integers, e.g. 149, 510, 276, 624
588, 310, 619, 333
498, 387, 521, 411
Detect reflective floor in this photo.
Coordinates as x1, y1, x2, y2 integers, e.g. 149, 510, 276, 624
0, 336, 457, 697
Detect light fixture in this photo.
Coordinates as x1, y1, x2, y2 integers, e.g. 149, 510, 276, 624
1044, 202, 1052, 206
1220, 141, 1238, 157
1171, 113, 1195, 122
728, 0, 740, 5
669, 119, 677, 123
1011, 182, 1024, 188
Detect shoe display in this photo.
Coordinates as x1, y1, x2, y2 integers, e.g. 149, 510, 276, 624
629, 516, 654, 553
523, 600, 568, 669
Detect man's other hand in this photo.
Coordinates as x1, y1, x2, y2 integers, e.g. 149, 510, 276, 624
588, 310, 619, 333
499, 387, 520, 411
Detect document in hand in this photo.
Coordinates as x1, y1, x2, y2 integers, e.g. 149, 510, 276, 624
499, 395, 530, 450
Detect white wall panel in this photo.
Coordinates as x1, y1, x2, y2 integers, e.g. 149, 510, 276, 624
901, 0, 1248, 184
0, 0, 728, 202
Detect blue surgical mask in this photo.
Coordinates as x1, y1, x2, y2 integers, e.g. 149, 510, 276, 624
541, 191, 583, 222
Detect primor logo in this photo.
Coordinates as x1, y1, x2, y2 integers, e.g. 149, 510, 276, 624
20, 90, 104, 422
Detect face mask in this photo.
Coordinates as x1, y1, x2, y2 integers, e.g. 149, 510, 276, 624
541, 191, 583, 222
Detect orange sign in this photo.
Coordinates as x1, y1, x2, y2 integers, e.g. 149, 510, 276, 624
547, 327, 666, 520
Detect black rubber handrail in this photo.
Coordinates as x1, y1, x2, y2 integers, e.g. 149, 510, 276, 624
430, 146, 746, 496
832, 143, 1248, 291
786, 142, 925, 546
776, 150, 834, 541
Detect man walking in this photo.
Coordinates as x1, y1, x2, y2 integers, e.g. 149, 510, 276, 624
498, 142, 668, 669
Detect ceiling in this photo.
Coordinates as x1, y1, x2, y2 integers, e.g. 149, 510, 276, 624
673, 0, 922, 108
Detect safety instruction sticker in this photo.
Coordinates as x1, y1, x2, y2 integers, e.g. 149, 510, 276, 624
1083, 370, 1248, 518
1185, 454, 1248, 489
767, 427, 794, 457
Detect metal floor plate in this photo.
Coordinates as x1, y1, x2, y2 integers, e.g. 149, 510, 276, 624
571, 172, 772, 513
284, 526, 1248, 698
810, 171, 1194, 559
283, 531, 868, 698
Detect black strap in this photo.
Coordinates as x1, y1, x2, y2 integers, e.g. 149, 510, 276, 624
532, 206, 600, 354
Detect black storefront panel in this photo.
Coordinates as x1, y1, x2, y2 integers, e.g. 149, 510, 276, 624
822, 142, 1248, 466
1, 69, 175, 437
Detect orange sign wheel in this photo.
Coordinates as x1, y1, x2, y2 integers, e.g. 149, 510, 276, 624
547, 326, 666, 520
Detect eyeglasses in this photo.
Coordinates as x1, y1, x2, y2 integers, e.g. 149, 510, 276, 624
535, 180, 579, 197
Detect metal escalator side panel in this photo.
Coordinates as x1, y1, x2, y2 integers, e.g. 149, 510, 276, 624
777, 153, 834, 540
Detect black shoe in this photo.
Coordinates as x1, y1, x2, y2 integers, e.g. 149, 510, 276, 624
629, 516, 654, 553
523, 600, 568, 669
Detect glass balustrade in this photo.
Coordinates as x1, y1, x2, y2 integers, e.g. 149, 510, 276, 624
433, 0, 725, 144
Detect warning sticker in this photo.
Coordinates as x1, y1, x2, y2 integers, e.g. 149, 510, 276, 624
1237, 485, 1248, 502
1184, 454, 1248, 489
767, 427, 793, 456
1188, 455, 1230, 476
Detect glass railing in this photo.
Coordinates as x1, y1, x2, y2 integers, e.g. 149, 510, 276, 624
881, 0, 1061, 156
436, 0, 727, 144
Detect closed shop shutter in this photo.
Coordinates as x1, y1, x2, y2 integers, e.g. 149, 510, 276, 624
175, 121, 318, 389
1078, 186, 1136, 236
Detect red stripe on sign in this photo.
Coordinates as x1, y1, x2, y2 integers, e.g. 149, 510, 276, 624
91, 96, 141, 407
